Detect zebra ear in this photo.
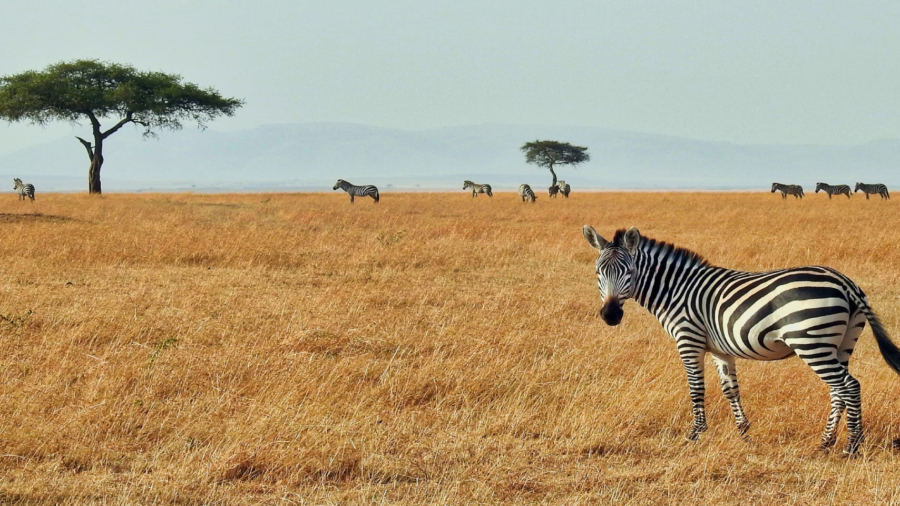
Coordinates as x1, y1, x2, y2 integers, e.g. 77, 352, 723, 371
624, 227, 641, 254
583, 225, 608, 251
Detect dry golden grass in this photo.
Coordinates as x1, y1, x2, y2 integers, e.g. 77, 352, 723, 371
0, 191, 898, 505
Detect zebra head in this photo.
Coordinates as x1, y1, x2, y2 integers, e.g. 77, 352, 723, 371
815, 182, 826, 193
333, 179, 346, 190
463, 180, 473, 190
770, 183, 779, 193
13, 178, 22, 190
854, 182, 863, 193
582, 225, 641, 326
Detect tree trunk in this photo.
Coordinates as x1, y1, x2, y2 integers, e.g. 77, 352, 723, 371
549, 166, 557, 186
88, 155, 103, 194
77, 135, 104, 194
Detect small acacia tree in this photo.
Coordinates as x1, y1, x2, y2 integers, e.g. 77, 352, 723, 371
0, 60, 243, 194
520, 140, 590, 187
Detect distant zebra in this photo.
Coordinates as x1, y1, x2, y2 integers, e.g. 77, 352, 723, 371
518, 184, 537, 203
854, 182, 890, 200
583, 225, 900, 454
13, 178, 34, 202
463, 180, 492, 197
548, 185, 560, 198
771, 183, 804, 199
558, 180, 571, 198
333, 179, 379, 203
815, 183, 852, 199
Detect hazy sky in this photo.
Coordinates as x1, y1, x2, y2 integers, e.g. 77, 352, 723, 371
2, 1, 899, 156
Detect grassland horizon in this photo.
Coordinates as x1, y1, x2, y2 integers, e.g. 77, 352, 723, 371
0, 192, 898, 505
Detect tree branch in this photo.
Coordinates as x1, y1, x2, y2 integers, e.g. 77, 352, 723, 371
101, 111, 134, 139
85, 110, 101, 133
75, 136, 94, 161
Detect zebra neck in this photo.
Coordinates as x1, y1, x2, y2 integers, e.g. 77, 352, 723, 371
631, 239, 710, 313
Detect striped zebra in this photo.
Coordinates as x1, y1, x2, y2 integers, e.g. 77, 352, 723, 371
518, 184, 537, 203
463, 180, 493, 197
13, 178, 35, 202
854, 182, 890, 200
558, 180, 571, 198
815, 183, 852, 199
333, 179, 379, 203
771, 183, 804, 199
582, 225, 900, 454
548, 185, 560, 198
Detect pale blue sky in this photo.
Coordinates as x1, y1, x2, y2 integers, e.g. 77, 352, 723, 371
2, 1, 899, 156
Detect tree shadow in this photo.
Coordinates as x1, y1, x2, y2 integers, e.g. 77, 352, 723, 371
0, 213, 75, 223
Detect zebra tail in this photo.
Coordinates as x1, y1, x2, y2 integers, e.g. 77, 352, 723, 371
864, 309, 900, 377
374, 188, 380, 203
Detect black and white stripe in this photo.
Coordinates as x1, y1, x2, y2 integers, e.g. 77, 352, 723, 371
518, 184, 537, 203
558, 180, 571, 198
13, 178, 34, 202
463, 180, 492, 197
815, 183, 852, 199
854, 182, 890, 200
582, 226, 900, 454
771, 183, 804, 199
333, 179, 379, 203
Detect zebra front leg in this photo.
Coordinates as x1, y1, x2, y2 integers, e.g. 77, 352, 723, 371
350, 194, 355, 203
679, 350, 708, 441
711, 353, 750, 436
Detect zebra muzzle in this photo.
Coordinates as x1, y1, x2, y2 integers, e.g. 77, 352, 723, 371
600, 300, 624, 326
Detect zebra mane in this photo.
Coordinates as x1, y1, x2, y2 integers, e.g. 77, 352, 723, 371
612, 229, 711, 268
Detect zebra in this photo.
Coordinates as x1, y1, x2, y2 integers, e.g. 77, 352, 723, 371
548, 184, 560, 198
333, 179, 379, 203
463, 180, 492, 197
771, 183, 804, 199
815, 183, 852, 199
518, 184, 537, 203
582, 225, 900, 454
13, 178, 35, 202
854, 182, 890, 200
558, 180, 571, 198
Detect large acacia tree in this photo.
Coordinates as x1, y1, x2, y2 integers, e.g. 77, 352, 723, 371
521, 140, 590, 187
0, 60, 243, 193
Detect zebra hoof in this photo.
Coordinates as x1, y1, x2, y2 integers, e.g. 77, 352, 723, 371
843, 435, 864, 455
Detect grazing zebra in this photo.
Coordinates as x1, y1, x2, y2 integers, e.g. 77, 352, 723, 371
582, 225, 900, 454
463, 180, 493, 197
854, 182, 890, 200
13, 178, 35, 202
558, 180, 571, 198
518, 184, 537, 203
815, 183, 852, 199
548, 184, 560, 198
771, 183, 804, 199
333, 179, 379, 203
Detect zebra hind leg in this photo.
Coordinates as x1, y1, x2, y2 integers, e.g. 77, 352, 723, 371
711, 353, 750, 437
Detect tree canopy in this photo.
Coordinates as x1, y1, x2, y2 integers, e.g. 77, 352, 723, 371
520, 140, 590, 186
0, 59, 243, 193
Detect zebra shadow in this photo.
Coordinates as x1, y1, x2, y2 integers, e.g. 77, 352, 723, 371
0, 213, 74, 223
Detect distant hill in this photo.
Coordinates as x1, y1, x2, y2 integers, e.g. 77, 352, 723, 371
1, 122, 899, 191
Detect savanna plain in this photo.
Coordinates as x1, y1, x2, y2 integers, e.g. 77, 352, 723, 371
0, 191, 898, 505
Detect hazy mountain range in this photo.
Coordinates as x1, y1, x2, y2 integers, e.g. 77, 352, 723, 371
1, 122, 899, 192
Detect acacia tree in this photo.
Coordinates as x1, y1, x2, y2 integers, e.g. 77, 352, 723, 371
0, 60, 243, 194
520, 140, 590, 187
